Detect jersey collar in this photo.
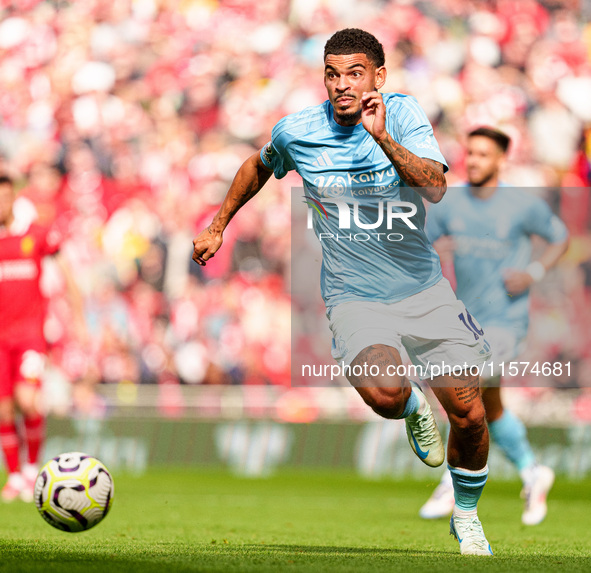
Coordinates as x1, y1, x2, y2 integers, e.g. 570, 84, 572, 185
326, 102, 367, 135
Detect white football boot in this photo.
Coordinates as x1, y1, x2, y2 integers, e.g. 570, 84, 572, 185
521, 465, 554, 525
1, 473, 24, 503
450, 511, 493, 556
405, 383, 444, 467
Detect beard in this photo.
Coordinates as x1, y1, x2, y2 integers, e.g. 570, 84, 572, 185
469, 170, 496, 187
334, 107, 361, 126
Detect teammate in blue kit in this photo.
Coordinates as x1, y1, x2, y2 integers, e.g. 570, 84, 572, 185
194, 29, 494, 555
422, 127, 569, 525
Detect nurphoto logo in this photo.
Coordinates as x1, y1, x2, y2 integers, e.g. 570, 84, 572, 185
303, 195, 418, 242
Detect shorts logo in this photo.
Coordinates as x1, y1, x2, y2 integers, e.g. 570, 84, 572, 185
333, 337, 348, 361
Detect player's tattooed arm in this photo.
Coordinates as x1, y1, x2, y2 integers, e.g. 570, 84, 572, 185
193, 151, 273, 265
376, 135, 446, 203
360, 92, 445, 202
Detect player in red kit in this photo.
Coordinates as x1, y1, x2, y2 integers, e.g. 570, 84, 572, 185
0, 174, 86, 502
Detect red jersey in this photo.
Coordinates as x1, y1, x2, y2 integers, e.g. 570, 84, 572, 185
0, 220, 60, 344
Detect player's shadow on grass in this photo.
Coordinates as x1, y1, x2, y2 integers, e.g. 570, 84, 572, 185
242, 544, 448, 557
242, 545, 591, 564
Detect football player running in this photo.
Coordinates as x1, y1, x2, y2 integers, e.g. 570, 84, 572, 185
422, 127, 568, 525
194, 29, 495, 555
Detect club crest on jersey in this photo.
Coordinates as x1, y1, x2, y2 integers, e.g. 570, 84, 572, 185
20, 235, 35, 256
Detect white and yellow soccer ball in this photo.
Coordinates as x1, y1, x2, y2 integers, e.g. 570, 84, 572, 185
34, 452, 114, 532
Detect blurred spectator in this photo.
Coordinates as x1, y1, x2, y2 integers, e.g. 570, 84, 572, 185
0, 0, 589, 400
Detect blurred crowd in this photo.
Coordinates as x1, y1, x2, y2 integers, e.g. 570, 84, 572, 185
1, 0, 591, 404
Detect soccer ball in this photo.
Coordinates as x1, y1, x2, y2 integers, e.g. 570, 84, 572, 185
34, 452, 114, 532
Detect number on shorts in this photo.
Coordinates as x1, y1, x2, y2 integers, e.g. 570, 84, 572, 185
458, 309, 484, 340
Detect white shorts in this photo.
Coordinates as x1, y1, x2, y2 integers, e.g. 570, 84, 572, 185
328, 278, 492, 379
480, 326, 526, 380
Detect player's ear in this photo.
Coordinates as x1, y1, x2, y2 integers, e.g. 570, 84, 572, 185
375, 66, 386, 90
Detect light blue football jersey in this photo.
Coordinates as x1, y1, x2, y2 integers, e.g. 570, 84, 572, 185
261, 93, 448, 309
426, 186, 568, 337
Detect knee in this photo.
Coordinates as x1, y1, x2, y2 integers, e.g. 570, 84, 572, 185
14, 390, 40, 419
448, 402, 486, 434
0, 399, 15, 424
362, 387, 409, 419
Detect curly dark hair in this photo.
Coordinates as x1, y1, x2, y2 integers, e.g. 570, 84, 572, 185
324, 29, 385, 68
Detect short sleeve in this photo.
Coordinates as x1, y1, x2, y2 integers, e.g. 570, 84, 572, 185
260, 137, 293, 180
523, 198, 568, 243
390, 96, 448, 172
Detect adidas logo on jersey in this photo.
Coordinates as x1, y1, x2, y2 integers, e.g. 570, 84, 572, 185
415, 136, 438, 151
313, 151, 334, 167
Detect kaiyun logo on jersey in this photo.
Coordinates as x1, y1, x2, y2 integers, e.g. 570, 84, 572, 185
303, 195, 418, 242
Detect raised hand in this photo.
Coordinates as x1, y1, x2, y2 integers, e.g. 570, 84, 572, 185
361, 91, 387, 143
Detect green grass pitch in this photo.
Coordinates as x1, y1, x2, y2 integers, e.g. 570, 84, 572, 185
1, 469, 590, 572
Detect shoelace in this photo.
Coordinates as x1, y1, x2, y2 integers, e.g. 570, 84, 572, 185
409, 410, 438, 446
456, 516, 488, 549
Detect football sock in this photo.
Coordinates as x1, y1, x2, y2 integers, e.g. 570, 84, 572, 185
439, 466, 454, 488
489, 409, 536, 474
449, 464, 488, 512
397, 386, 421, 418
24, 415, 45, 465
0, 422, 21, 474
519, 463, 538, 486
